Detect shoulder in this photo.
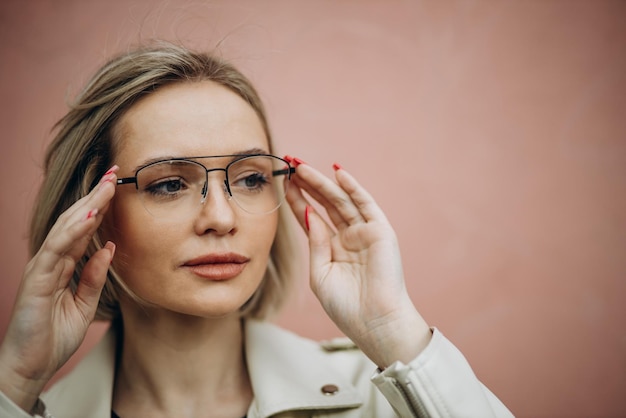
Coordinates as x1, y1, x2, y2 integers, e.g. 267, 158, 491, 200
245, 319, 371, 372
245, 319, 382, 385
319, 336, 359, 352
244, 320, 396, 417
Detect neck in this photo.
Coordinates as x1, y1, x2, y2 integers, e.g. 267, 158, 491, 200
112, 305, 252, 418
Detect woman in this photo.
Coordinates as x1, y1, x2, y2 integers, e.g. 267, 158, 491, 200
0, 43, 513, 417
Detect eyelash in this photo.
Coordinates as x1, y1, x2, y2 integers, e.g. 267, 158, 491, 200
232, 173, 270, 192
145, 178, 187, 196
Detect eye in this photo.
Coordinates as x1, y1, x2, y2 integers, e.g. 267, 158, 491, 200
233, 172, 269, 192
145, 178, 187, 196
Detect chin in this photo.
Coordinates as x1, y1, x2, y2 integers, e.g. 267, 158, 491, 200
125, 279, 260, 320
164, 294, 254, 319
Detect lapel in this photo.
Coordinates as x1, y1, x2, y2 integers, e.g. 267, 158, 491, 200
42, 326, 117, 418
42, 321, 363, 418
244, 320, 362, 417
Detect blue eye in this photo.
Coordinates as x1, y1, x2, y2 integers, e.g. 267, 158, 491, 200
234, 173, 269, 192
146, 178, 186, 196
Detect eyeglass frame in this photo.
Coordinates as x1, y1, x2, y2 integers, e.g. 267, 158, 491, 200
116, 153, 296, 209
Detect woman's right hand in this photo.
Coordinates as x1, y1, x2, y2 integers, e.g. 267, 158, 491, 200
0, 166, 118, 413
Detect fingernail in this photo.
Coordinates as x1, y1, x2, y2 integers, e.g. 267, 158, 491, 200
99, 174, 113, 185
283, 155, 294, 163
332, 163, 342, 171
105, 165, 119, 176
105, 241, 116, 264
293, 157, 306, 167
305, 205, 311, 231
100, 165, 119, 184
85, 208, 99, 220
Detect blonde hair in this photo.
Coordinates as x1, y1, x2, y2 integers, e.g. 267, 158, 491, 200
30, 42, 297, 320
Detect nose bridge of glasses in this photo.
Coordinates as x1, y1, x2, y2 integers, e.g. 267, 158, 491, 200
200, 167, 231, 203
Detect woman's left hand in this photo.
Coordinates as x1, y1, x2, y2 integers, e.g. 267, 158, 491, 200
285, 158, 432, 368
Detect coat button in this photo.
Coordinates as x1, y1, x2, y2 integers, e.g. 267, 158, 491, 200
321, 384, 339, 395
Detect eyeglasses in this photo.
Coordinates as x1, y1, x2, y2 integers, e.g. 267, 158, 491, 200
116, 154, 295, 220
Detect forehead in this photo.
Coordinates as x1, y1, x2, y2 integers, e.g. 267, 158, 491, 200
112, 80, 269, 172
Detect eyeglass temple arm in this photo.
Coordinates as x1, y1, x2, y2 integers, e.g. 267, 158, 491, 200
117, 177, 137, 185
272, 167, 296, 177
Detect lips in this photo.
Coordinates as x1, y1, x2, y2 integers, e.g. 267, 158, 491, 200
182, 253, 250, 280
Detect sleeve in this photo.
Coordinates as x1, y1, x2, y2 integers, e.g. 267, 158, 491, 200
0, 391, 52, 418
370, 328, 514, 418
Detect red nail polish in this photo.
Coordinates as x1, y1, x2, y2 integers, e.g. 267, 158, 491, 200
104, 165, 119, 176
332, 163, 342, 171
283, 155, 294, 163
85, 208, 98, 220
293, 157, 306, 167
99, 174, 113, 185
99, 166, 119, 185
305, 206, 311, 231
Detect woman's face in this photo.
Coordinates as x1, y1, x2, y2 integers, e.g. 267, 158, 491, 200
105, 80, 278, 318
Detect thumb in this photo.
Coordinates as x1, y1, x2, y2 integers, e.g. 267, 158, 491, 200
73, 241, 115, 320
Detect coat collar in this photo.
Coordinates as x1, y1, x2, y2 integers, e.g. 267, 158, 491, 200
42, 325, 117, 418
43, 320, 362, 418
244, 320, 362, 417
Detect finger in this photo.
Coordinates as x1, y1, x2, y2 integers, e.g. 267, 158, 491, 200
305, 206, 333, 291
292, 162, 365, 229
35, 174, 117, 275
333, 166, 388, 223
73, 241, 115, 322
292, 177, 349, 230
285, 176, 336, 234
53, 166, 119, 222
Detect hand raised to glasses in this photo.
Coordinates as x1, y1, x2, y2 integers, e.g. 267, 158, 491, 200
285, 158, 432, 369
0, 167, 118, 412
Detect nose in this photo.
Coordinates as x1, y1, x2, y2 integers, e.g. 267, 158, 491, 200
200, 177, 231, 204
194, 177, 237, 236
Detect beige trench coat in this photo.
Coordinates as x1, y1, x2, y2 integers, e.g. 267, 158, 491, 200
0, 320, 513, 417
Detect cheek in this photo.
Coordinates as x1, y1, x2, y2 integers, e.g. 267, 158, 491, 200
102, 196, 174, 274
254, 212, 279, 254
102, 194, 280, 284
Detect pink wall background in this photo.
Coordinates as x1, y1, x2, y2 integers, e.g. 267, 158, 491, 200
1, 1, 625, 416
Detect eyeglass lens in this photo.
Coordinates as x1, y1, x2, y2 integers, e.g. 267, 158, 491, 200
135, 155, 290, 219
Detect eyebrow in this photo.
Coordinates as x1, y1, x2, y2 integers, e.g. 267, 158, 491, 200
131, 147, 271, 172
